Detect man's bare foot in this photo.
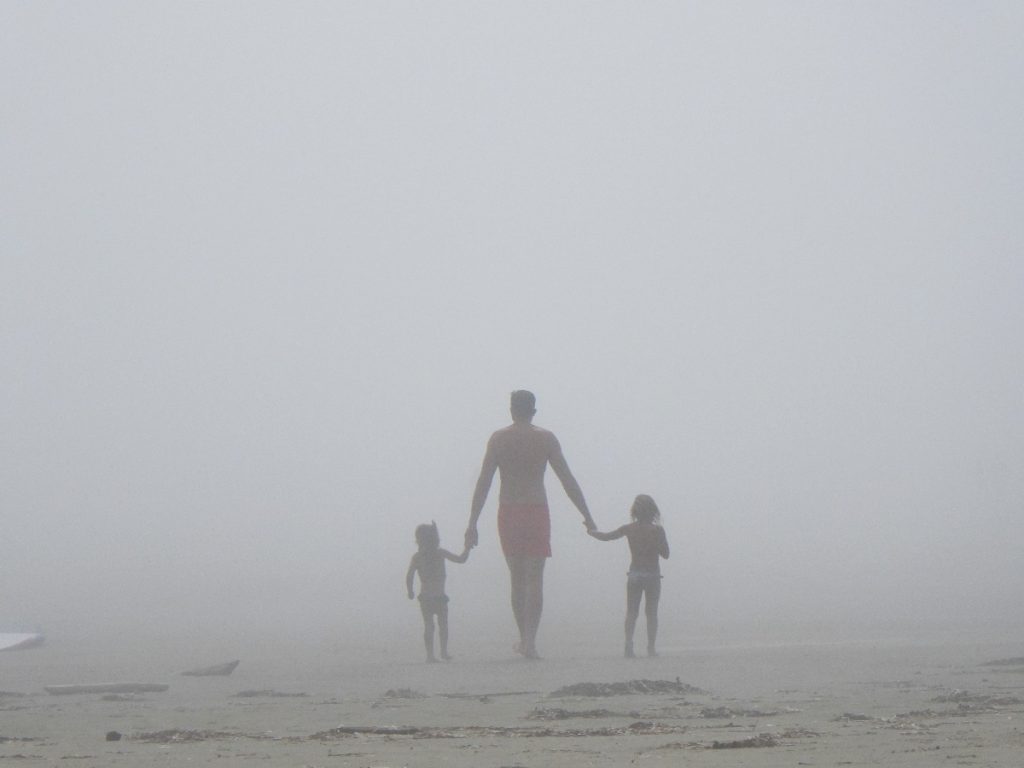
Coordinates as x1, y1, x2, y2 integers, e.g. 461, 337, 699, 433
441, 652, 452, 661
647, 649, 658, 657
513, 641, 526, 656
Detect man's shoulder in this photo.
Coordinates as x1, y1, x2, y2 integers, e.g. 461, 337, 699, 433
491, 423, 556, 440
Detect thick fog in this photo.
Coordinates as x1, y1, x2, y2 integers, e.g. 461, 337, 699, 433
3, 3, 1022, 657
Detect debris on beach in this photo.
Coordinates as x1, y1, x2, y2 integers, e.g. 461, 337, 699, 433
711, 733, 778, 749
527, 707, 633, 720
549, 678, 706, 698
134, 729, 248, 743
777, 727, 820, 738
312, 725, 423, 737
893, 709, 943, 719
881, 712, 942, 731
44, 683, 169, 696
439, 690, 539, 699
931, 690, 1021, 706
980, 657, 1024, 667
654, 740, 704, 751
232, 689, 308, 698
182, 660, 240, 677
383, 688, 426, 699
834, 712, 873, 721
105, 731, 122, 741
310, 722, 688, 740
699, 706, 782, 719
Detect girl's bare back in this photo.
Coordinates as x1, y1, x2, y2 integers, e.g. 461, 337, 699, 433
624, 522, 669, 574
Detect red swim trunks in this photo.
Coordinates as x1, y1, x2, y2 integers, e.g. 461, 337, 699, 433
498, 503, 552, 558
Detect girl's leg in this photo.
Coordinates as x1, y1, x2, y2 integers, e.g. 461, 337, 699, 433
625, 578, 643, 658
438, 605, 451, 660
420, 603, 437, 662
645, 579, 662, 656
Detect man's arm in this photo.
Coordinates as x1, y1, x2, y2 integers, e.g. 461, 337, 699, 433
406, 555, 418, 599
547, 437, 596, 530
466, 435, 498, 549
658, 526, 670, 559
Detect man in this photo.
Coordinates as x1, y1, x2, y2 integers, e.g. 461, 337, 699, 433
465, 390, 596, 658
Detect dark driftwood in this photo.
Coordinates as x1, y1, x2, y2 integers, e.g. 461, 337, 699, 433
181, 660, 240, 677
44, 683, 169, 695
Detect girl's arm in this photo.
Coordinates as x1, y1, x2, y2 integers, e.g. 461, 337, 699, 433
588, 525, 626, 542
441, 548, 470, 564
658, 526, 670, 559
406, 555, 418, 598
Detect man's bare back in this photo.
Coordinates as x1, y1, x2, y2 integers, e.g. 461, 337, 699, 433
490, 424, 559, 504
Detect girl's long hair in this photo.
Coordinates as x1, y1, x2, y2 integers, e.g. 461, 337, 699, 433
630, 494, 660, 524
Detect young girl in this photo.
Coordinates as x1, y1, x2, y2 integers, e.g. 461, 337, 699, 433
588, 495, 670, 657
406, 522, 470, 662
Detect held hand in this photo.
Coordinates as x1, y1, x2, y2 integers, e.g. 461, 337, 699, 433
586, 528, 601, 539
408, 590, 415, 600
464, 526, 479, 550
583, 516, 597, 532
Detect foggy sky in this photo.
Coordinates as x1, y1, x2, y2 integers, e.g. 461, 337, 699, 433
2, 2, 1022, 650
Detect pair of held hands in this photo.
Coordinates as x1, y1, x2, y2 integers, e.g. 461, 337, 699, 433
463, 517, 597, 551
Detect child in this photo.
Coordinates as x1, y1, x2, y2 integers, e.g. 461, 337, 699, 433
588, 494, 670, 658
406, 521, 470, 662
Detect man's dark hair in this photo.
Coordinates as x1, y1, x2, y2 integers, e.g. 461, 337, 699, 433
510, 389, 536, 419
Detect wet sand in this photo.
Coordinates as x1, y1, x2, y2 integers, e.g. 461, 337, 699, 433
3, 634, 1024, 766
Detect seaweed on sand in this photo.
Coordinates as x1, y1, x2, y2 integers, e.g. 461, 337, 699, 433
711, 733, 778, 749
550, 678, 706, 698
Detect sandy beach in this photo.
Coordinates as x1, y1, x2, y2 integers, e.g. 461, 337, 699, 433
4, 630, 1024, 767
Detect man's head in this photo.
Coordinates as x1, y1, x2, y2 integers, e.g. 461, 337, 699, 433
510, 389, 537, 422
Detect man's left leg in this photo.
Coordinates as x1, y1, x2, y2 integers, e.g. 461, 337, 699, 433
507, 556, 528, 653
521, 556, 545, 659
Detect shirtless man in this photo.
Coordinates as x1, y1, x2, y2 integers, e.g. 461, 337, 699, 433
465, 390, 596, 659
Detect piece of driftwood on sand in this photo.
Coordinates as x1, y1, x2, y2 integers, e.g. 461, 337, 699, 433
44, 683, 169, 695
181, 660, 240, 677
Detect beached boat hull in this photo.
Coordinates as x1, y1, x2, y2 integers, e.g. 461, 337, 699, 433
0, 633, 44, 651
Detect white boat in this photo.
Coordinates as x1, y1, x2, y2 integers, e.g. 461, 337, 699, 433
181, 659, 240, 676
0, 633, 44, 651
